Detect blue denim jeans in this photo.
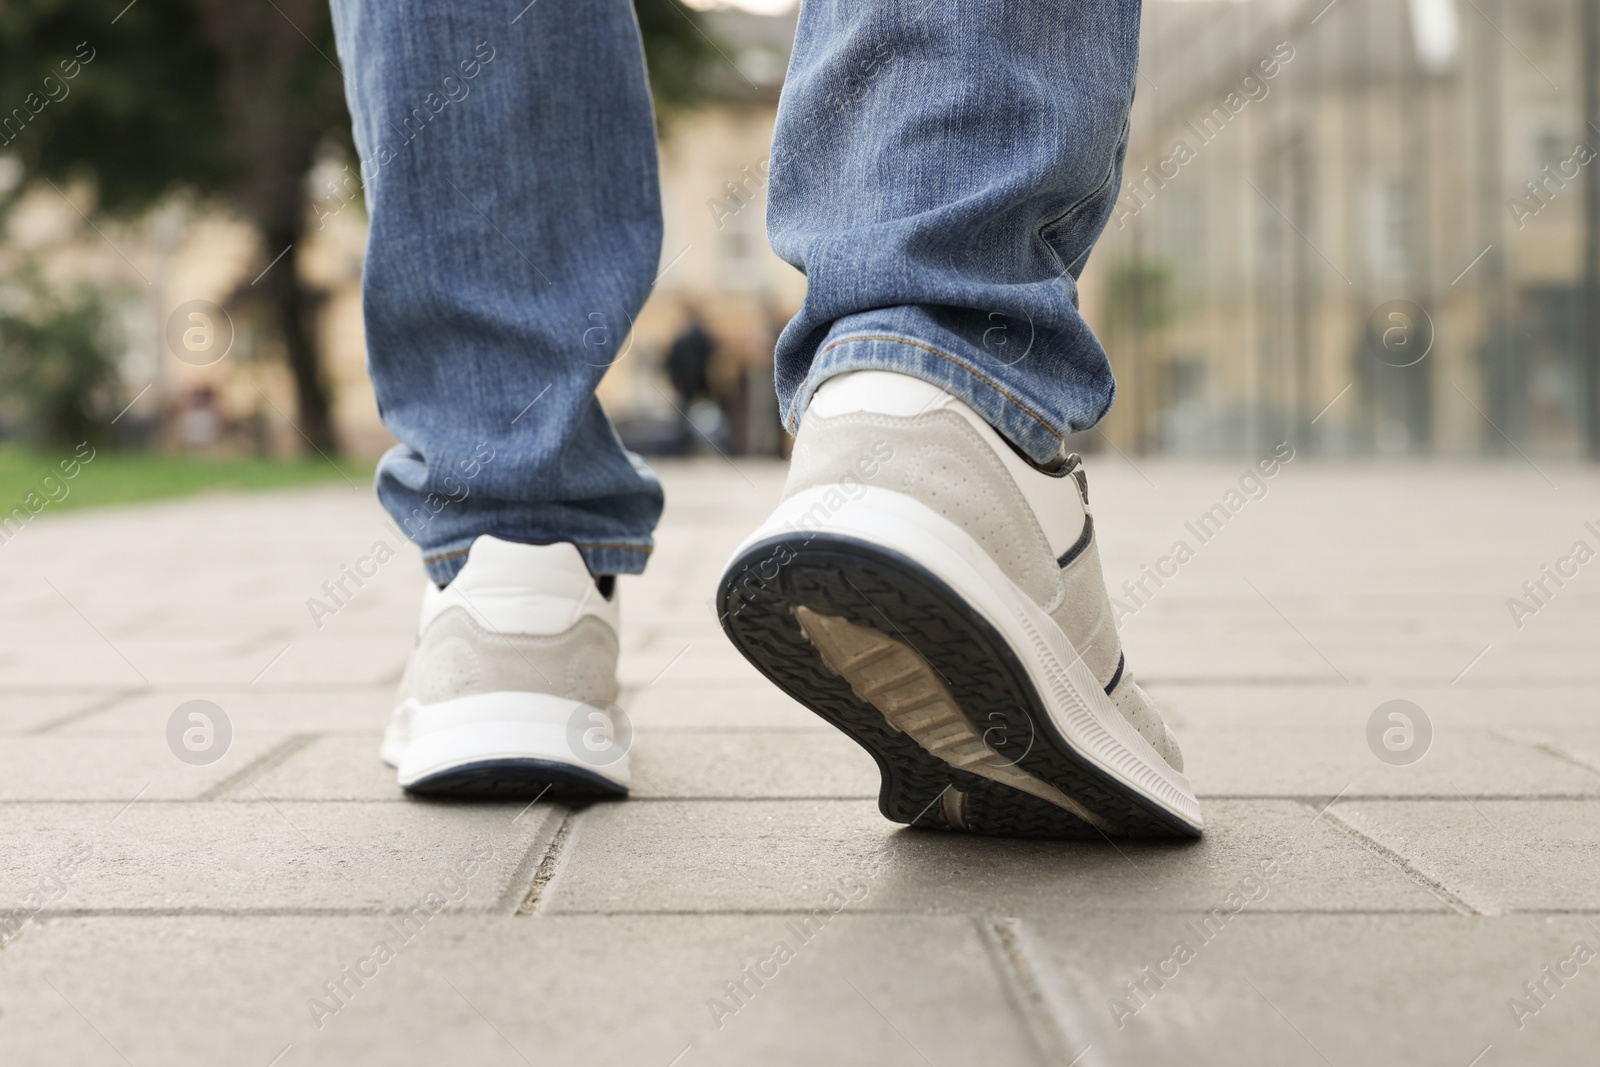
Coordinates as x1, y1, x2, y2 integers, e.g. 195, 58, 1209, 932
332, 0, 1139, 583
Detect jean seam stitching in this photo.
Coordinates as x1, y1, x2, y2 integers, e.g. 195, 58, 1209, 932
576, 542, 651, 553
806, 333, 1066, 445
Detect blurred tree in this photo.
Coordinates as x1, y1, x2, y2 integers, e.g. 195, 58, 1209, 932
1103, 258, 1177, 333
0, 273, 123, 448
0, 0, 715, 454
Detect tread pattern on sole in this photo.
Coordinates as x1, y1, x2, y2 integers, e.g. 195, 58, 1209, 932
718, 534, 1199, 839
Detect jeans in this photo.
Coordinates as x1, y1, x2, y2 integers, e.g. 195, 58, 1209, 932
331, 0, 1140, 584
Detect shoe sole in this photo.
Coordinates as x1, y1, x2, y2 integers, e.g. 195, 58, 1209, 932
394, 693, 629, 800
403, 757, 625, 800
716, 487, 1202, 839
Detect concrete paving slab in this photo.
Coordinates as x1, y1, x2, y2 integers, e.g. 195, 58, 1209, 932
544, 799, 1446, 915
1145, 682, 1600, 730
59, 687, 392, 734
0, 801, 555, 913
1024, 912, 1600, 1067
1183, 725, 1600, 797
0, 913, 1042, 1067
0, 734, 294, 801
0, 690, 133, 733
1328, 799, 1600, 913
1, 461, 1597, 1066
625, 678, 831, 730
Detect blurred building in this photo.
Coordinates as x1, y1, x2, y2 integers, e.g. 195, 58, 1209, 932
1091, 0, 1594, 457
598, 6, 801, 457
10, 0, 1593, 461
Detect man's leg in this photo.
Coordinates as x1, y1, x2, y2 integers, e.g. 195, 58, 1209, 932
767, 0, 1139, 461
331, 0, 659, 796
332, 0, 663, 586
720, 1, 1203, 838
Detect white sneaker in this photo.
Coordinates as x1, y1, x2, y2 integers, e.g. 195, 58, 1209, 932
717, 371, 1200, 838
385, 536, 630, 798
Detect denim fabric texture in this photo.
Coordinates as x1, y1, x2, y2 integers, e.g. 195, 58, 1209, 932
768, 0, 1142, 464
331, 0, 666, 584
331, 0, 1140, 582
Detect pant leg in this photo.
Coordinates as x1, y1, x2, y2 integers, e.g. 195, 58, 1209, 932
767, 0, 1141, 465
331, 0, 664, 584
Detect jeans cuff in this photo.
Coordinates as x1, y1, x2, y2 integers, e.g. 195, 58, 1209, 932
420, 537, 653, 586
786, 327, 1105, 465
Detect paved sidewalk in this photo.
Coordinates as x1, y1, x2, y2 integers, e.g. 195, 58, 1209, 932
2, 456, 1599, 1066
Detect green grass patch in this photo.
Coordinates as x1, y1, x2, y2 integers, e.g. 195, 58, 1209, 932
0, 447, 372, 512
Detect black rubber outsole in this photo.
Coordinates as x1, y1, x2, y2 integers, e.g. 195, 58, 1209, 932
717, 533, 1200, 839
402, 758, 627, 801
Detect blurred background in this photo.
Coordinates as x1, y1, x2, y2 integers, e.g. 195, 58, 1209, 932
0, 0, 1595, 512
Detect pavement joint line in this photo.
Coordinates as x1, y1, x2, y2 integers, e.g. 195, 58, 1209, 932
11, 793, 1600, 804
1306, 783, 1353, 825
978, 916, 1082, 1066
1443, 778, 1591, 915
27, 686, 148, 734
1488, 727, 1600, 780
110, 783, 151, 824
513, 805, 582, 915
30, 906, 1600, 919
1316, 805, 1494, 916
510, 783, 554, 826
199, 734, 319, 801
